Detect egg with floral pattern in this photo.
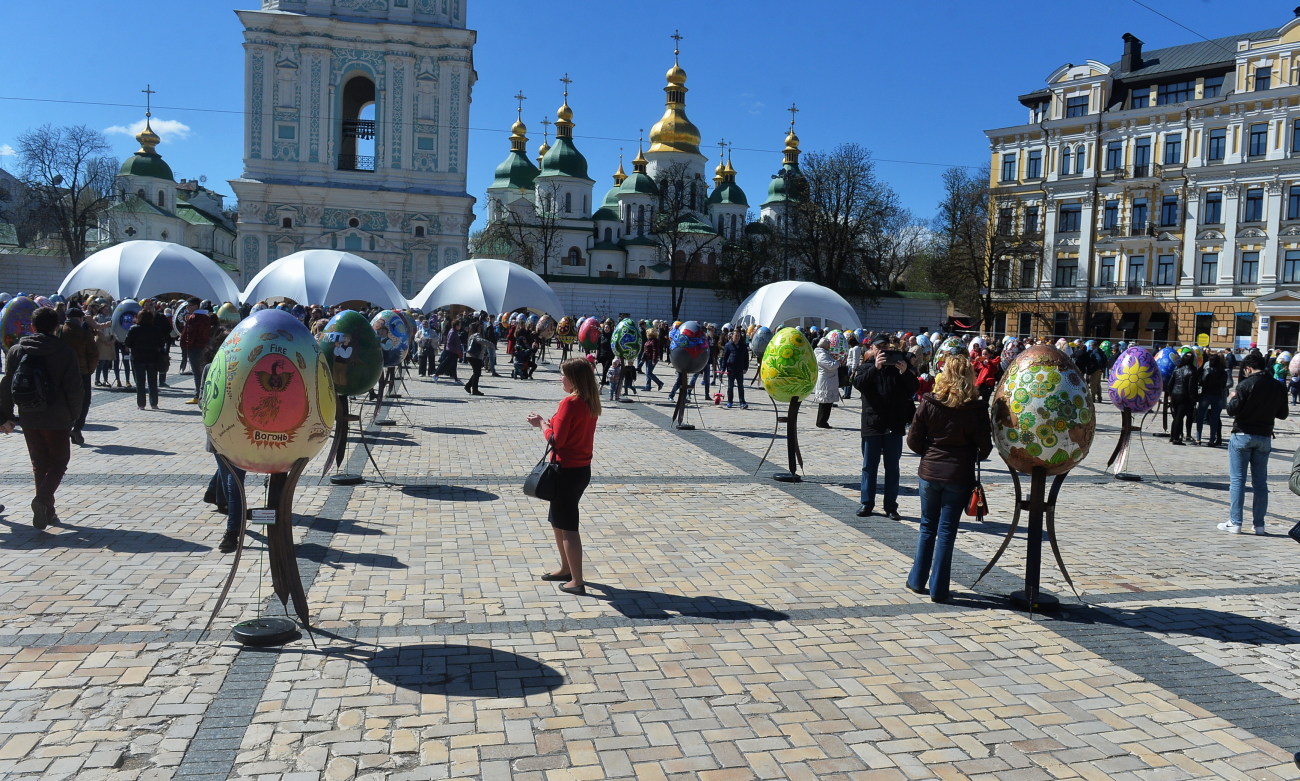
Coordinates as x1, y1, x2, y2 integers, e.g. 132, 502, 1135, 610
612, 318, 641, 360
992, 344, 1095, 475
825, 329, 848, 358
760, 327, 817, 403
1107, 345, 1161, 413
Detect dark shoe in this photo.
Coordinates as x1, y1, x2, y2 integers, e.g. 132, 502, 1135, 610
31, 498, 49, 530
558, 583, 587, 596
472, 390, 485, 396
1170, 439, 1184, 446
906, 584, 929, 595
815, 423, 832, 429
855, 504, 872, 517
464, 384, 472, 394
70, 430, 85, 446
886, 511, 902, 521
218, 534, 239, 553
540, 573, 571, 582
930, 594, 951, 604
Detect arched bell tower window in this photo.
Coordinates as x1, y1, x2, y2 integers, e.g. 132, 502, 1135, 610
339, 75, 376, 172
414, 226, 426, 237
156, 190, 166, 207
281, 217, 293, 228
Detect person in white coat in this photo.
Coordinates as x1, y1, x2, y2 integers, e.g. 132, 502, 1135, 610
812, 338, 843, 428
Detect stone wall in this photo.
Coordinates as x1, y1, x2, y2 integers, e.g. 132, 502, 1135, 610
0, 253, 72, 297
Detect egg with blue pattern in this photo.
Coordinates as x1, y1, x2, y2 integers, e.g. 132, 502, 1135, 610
612, 318, 642, 360
669, 321, 710, 373
0, 296, 38, 352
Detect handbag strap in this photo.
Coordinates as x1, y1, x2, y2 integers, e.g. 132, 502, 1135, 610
536, 436, 556, 466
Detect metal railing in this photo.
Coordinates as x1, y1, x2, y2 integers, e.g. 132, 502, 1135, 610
337, 154, 376, 172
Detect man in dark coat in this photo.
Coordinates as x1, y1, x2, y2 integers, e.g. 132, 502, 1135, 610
853, 338, 919, 519
58, 308, 99, 446
720, 330, 749, 409
0, 307, 85, 529
1222, 353, 1288, 533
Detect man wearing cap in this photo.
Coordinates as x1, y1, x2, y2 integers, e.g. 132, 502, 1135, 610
853, 337, 918, 519
58, 308, 98, 446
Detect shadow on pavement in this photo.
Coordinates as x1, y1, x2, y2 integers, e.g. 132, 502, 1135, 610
0, 518, 209, 553
366, 643, 565, 697
296, 541, 407, 570
586, 583, 788, 622
90, 444, 177, 456
400, 485, 499, 503
1058, 603, 1300, 644
420, 426, 485, 436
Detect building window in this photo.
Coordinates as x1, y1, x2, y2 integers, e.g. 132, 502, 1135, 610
564, 247, 584, 266
993, 259, 1010, 289
1164, 133, 1182, 165
1131, 199, 1148, 234
1000, 153, 1017, 182
1254, 65, 1272, 91
1105, 141, 1124, 171
1243, 188, 1264, 222
277, 124, 296, 140
1156, 80, 1195, 105
1052, 312, 1071, 339
1054, 259, 1077, 287
1065, 96, 1089, 117
1133, 138, 1151, 176
997, 207, 1014, 235
1203, 75, 1224, 98
1057, 203, 1081, 232
1240, 251, 1260, 284
1130, 89, 1149, 109
157, 191, 165, 207
1249, 123, 1269, 157
338, 74, 377, 172
1203, 191, 1222, 224
1100, 256, 1116, 285
1126, 256, 1146, 291
1102, 200, 1118, 229
1155, 254, 1176, 285
1199, 252, 1218, 284
348, 217, 360, 228
563, 192, 572, 213
1207, 128, 1226, 161
281, 217, 292, 228
1020, 259, 1037, 288
1025, 206, 1039, 234
417, 136, 435, 151
1293, 120, 1300, 154
1026, 149, 1042, 178
1075, 145, 1086, 174
1289, 186, 1300, 220
1160, 195, 1179, 226
1194, 313, 1213, 342
1061, 146, 1072, 175
1284, 250, 1300, 283
414, 226, 425, 237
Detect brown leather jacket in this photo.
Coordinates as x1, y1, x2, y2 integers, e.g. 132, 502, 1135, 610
906, 393, 993, 486
58, 320, 99, 376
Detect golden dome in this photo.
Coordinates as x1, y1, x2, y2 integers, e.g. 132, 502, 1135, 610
136, 121, 161, 154
557, 101, 573, 123
538, 140, 551, 157
724, 158, 737, 177
511, 118, 527, 137
666, 63, 687, 86
713, 160, 725, 183
614, 159, 628, 185
784, 129, 800, 151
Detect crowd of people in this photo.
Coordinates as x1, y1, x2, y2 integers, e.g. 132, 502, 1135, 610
0, 292, 1293, 602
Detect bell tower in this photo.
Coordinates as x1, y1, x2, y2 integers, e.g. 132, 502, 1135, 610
230, 0, 476, 296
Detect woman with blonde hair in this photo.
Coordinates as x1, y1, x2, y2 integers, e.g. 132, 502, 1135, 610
527, 357, 602, 595
904, 354, 992, 602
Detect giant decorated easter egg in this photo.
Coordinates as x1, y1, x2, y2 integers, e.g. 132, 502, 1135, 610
825, 330, 847, 359
111, 299, 141, 342
1153, 347, 1178, 383
991, 345, 1095, 476
1107, 345, 1162, 413
537, 314, 556, 340
319, 310, 383, 397
398, 310, 418, 349
556, 316, 574, 344
0, 296, 38, 352
669, 320, 710, 373
760, 327, 817, 403
1178, 345, 1203, 370
1289, 353, 1300, 377
216, 302, 241, 325
578, 318, 601, 350
202, 309, 335, 474
371, 310, 410, 361
750, 326, 773, 359
612, 318, 641, 361
170, 300, 189, 339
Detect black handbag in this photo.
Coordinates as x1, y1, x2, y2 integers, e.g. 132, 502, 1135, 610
523, 438, 559, 501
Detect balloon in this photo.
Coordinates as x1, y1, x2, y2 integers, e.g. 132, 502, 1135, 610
991, 345, 1095, 476
760, 327, 816, 403
319, 310, 383, 397
1107, 346, 1162, 413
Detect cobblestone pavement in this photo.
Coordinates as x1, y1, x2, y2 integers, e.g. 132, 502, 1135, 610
0, 358, 1298, 780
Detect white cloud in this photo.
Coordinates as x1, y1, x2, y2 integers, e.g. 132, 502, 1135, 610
105, 118, 192, 143
0, 144, 14, 156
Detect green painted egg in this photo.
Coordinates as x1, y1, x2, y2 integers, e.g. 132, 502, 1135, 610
991, 344, 1094, 475
760, 327, 816, 403
319, 310, 383, 397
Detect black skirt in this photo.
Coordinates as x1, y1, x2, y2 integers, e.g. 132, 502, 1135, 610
548, 465, 591, 531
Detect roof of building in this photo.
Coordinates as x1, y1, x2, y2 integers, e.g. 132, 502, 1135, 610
119, 151, 175, 181
1113, 27, 1280, 80
176, 203, 236, 234
708, 181, 748, 207
537, 137, 590, 181
619, 171, 657, 196
491, 149, 539, 191
108, 196, 171, 217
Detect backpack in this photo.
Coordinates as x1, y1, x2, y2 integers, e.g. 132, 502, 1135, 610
11, 353, 50, 411
467, 335, 484, 360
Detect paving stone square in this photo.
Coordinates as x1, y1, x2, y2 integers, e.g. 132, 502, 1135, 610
0, 356, 1297, 780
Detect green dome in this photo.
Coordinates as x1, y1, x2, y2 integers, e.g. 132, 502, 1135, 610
762, 163, 800, 207
119, 151, 174, 182
708, 181, 748, 207
491, 150, 538, 190
592, 186, 621, 221
619, 172, 657, 196
538, 137, 589, 180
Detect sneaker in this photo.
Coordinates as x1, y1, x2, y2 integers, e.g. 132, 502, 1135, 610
725, 403, 733, 409
31, 498, 49, 530
1217, 521, 1241, 534
218, 534, 239, 554
1252, 525, 1267, 535
185, 398, 199, 405
740, 403, 749, 410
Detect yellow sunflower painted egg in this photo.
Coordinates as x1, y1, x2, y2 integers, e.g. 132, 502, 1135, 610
203, 309, 336, 474
1107, 345, 1161, 413
991, 344, 1095, 475
761, 327, 817, 403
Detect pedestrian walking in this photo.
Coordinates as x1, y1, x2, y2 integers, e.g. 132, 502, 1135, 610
180, 300, 212, 404
1221, 352, 1288, 534
720, 330, 748, 409
58, 308, 98, 445
811, 338, 841, 428
125, 310, 167, 410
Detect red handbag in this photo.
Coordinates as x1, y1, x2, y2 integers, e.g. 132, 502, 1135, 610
965, 461, 987, 517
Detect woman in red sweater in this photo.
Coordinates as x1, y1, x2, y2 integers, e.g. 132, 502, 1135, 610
527, 357, 601, 595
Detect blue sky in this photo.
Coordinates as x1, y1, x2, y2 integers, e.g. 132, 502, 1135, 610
0, 0, 1288, 231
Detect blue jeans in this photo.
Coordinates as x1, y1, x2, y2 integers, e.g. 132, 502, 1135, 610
643, 359, 663, 390
908, 477, 968, 600
1194, 394, 1224, 442
860, 434, 903, 511
1228, 433, 1271, 528
216, 456, 247, 538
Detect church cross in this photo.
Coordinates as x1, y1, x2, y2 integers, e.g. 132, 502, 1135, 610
787, 102, 799, 128
671, 29, 683, 61
539, 116, 551, 142
513, 90, 526, 119
142, 84, 157, 118
559, 73, 572, 99
717, 138, 727, 158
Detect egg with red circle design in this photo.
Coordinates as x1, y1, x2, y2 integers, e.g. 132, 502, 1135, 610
0, 296, 38, 352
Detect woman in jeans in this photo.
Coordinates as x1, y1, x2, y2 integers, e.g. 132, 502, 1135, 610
905, 354, 992, 602
124, 310, 165, 409
1194, 353, 1228, 446
526, 357, 601, 596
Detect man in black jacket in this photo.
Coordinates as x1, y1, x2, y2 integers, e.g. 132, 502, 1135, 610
720, 330, 749, 409
853, 338, 918, 519
0, 307, 85, 529
1222, 353, 1288, 534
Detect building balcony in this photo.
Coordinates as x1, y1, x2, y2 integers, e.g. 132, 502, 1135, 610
337, 154, 376, 172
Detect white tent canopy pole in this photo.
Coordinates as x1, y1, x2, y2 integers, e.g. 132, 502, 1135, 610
408, 257, 564, 319
731, 280, 862, 332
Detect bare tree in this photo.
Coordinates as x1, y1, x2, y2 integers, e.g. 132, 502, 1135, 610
16, 124, 117, 263
480, 182, 565, 276
860, 207, 934, 291
650, 161, 720, 320
715, 217, 781, 304
925, 166, 1016, 328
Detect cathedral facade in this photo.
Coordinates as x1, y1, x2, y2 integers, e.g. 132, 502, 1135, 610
230, 0, 476, 296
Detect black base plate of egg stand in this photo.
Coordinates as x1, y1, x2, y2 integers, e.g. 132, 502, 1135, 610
231, 617, 300, 646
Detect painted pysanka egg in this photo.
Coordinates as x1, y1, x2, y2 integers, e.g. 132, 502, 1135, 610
825, 329, 847, 358
1177, 345, 1203, 370
1154, 347, 1178, 383
1107, 345, 1162, 413
171, 300, 189, 339
555, 316, 574, 343
750, 326, 773, 359
371, 310, 410, 361
577, 318, 601, 350
111, 299, 141, 342
612, 318, 641, 360
216, 302, 240, 325
1289, 353, 1300, 376
0, 296, 38, 352
202, 309, 336, 474
537, 314, 556, 340
991, 345, 1095, 476
319, 310, 383, 397
669, 320, 710, 373
761, 327, 817, 404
